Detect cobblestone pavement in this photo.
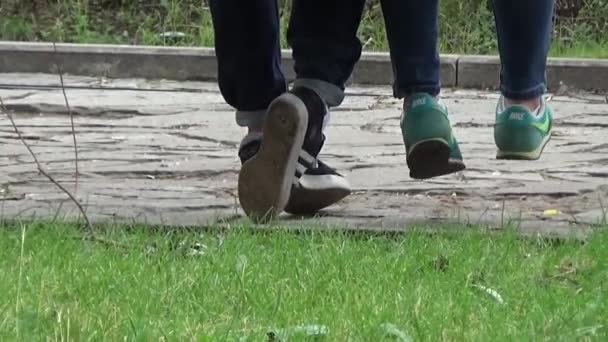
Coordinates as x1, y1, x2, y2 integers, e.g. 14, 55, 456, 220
1, 73, 607, 237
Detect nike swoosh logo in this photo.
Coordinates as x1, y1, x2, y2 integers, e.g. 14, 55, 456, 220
530, 111, 551, 133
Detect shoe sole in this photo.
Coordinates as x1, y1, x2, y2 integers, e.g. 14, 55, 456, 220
496, 131, 551, 160
407, 138, 466, 180
238, 93, 308, 223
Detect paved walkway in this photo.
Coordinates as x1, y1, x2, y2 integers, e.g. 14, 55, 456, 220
1, 73, 607, 236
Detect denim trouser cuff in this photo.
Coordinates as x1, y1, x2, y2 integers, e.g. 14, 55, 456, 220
393, 84, 441, 99
500, 83, 546, 100
235, 79, 344, 128
235, 110, 267, 129
293, 78, 345, 107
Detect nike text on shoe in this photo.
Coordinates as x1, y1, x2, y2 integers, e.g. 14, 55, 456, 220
494, 96, 553, 160
401, 93, 465, 179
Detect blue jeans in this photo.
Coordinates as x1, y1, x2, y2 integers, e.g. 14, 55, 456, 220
209, 0, 554, 127
490, 0, 555, 100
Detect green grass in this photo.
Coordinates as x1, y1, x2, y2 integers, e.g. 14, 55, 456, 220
0, 0, 607, 58
1, 221, 607, 340
550, 40, 608, 59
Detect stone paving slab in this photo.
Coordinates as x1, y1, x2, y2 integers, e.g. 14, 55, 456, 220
1, 73, 607, 237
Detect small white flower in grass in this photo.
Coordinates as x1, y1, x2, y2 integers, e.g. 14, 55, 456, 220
380, 323, 413, 342
268, 325, 329, 341
159, 31, 186, 38
177, 240, 207, 257
472, 284, 505, 305
185, 242, 207, 257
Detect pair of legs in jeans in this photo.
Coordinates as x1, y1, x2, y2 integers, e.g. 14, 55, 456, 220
209, 0, 555, 221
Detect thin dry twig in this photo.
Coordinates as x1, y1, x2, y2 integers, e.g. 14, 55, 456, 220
0, 97, 92, 229
53, 42, 79, 188
75, 235, 129, 251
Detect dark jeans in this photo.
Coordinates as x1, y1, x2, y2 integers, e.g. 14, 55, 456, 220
209, 0, 554, 126
491, 0, 554, 100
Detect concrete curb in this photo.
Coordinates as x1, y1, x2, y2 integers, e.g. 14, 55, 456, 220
458, 55, 608, 92
0, 42, 606, 92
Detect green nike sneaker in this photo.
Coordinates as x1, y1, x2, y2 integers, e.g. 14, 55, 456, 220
400, 93, 466, 179
494, 96, 553, 160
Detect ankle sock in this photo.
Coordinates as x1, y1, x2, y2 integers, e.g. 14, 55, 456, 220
504, 97, 542, 116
